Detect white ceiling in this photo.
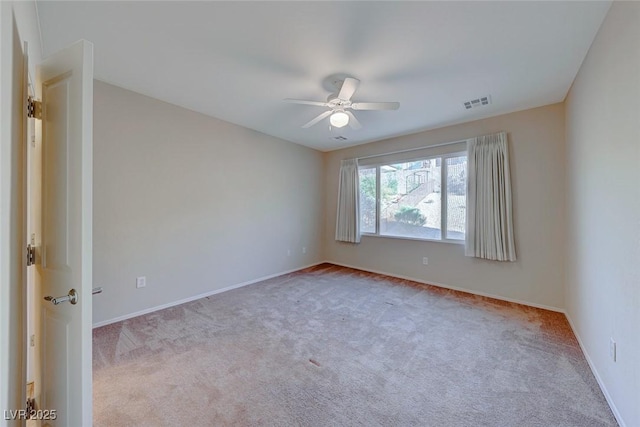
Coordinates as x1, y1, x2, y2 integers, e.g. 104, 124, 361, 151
36, 1, 611, 151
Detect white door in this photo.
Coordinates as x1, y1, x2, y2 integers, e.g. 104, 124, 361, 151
37, 39, 93, 427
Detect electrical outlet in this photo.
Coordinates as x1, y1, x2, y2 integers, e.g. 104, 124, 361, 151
136, 276, 146, 289
302, 247, 307, 254
422, 257, 428, 265
610, 337, 616, 362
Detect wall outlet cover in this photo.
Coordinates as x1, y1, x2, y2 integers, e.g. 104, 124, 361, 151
136, 276, 146, 288
609, 337, 616, 362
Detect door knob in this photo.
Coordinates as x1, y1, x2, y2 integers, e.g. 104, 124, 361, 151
44, 289, 78, 305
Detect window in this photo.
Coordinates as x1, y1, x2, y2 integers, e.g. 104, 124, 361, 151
358, 153, 467, 242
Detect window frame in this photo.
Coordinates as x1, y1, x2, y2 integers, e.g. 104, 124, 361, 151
359, 151, 466, 244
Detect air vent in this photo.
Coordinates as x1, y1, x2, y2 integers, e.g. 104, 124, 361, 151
463, 95, 491, 110
333, 136, 348, 141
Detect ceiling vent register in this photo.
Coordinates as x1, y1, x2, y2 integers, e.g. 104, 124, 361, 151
464, 95, 491, 110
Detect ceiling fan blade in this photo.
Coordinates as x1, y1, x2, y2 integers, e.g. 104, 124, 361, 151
351, 102, 400, 111
284, 98, 330, 107
345, 111, 362, 130
302, 110, 333, 128
338, 77, 360, 101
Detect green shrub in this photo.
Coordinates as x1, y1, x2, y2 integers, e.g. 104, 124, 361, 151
394, 207, 426, 226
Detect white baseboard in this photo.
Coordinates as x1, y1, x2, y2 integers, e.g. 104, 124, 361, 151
324, 260, 564, 313
564, 314, 626, 427
92, 261, 324, 328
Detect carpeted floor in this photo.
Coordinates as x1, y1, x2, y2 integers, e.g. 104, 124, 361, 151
93, 264, 617, 426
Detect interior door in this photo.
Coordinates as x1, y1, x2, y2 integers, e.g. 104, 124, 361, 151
37, 39, 93, 427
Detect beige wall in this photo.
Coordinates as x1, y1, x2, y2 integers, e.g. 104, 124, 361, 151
324, 104, 566, 310
565, 2, 640, 426
0, 1, 41, 420
92, 81, 324, 325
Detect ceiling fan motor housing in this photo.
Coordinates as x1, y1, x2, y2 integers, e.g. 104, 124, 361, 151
326, 94, 350, 108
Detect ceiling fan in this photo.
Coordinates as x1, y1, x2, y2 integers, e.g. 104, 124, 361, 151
284, 77, 400, 130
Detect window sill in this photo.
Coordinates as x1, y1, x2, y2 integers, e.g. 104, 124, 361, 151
360, 233, 465, 245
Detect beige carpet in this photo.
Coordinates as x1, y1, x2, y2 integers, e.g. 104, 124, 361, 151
93, 264, 616, 426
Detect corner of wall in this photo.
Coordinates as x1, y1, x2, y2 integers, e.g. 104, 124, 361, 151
320, 150, 331, 262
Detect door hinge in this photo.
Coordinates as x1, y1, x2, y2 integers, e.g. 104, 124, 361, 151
27, 96, 41, 119
25, 397, 36, 418
26, 381, 35, 418
26, 244, 36, 266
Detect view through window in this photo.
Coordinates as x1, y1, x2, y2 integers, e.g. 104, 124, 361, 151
359, 154, 467, 241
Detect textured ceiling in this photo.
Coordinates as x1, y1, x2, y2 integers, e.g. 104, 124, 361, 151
37, 1, 611, 151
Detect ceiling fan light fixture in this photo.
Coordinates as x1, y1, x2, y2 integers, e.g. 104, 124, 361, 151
287, 77, 399, 130
330, 110, 349, 128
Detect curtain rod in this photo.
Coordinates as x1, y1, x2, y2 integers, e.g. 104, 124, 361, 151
356, 138, 468, 161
